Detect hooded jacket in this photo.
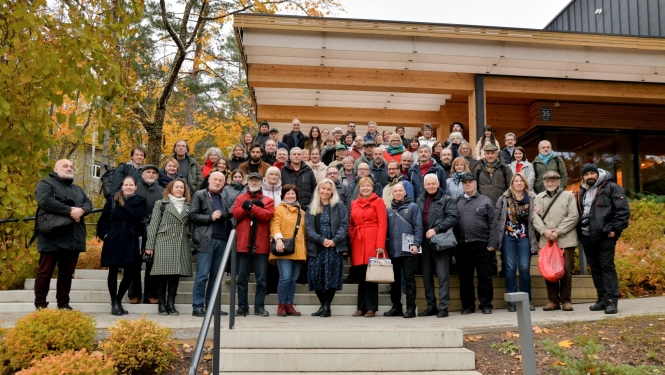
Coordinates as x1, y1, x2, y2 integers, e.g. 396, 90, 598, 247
35, 173, 93, 253
254, 132, 271, 147
445, 174, 465, 201
262, 178, 282, 207
577, 169, 630, 241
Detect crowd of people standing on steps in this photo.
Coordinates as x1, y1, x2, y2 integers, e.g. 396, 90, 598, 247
32, 118, 630, 319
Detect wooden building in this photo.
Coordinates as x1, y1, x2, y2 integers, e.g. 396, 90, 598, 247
234, 14, 665, 195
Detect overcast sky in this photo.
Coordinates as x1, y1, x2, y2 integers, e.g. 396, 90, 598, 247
332, 0, 572, 29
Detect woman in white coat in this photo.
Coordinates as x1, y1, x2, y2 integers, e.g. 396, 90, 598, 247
509, 146, 535, 191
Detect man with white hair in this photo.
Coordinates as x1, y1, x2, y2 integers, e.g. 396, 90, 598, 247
415, 173, 459, 317
400, 151, 414, 178
533, 140, 568, 194
363, 121, 379, 142
34, 159, 93, 310
443, 122, 466, 147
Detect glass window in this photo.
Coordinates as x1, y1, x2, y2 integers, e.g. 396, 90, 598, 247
637, 135, 665, 195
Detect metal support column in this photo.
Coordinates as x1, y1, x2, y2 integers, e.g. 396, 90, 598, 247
505, 292, 537, 375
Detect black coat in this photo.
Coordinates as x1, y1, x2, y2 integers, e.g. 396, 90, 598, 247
158, 168, 185, 189
305, 202, 349, 257
230, 156, 247, 171
280, 162, 317, 209
98, 195, 146, 267
34, 173, 93, 253
577, 173, 630, 241
499, 147, 514, 164
416, 188, 459, 234
136, 180, 164, 217
282, 131, 309, 150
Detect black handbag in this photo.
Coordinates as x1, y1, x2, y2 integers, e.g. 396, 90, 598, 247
37, 195, 76, 235
270, 206, 302, 256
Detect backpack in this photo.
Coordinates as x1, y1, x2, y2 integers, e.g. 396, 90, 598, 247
100, 164, 126, 199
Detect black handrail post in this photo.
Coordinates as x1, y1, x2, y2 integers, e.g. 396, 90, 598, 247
229, 235, 237, 330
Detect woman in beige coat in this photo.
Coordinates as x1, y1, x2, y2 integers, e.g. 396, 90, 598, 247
269, 184, 307, 317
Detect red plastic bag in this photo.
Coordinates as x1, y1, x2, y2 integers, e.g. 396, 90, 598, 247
538, 241, 565, 282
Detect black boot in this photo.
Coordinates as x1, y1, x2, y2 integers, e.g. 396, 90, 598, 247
604, 299, 618, 314
111, 297, 123, 316
320, 304, 331, 318
589, 299, 606, 311
311, 290, 325, 316
116, 300, 129, 315
157, 280, 169, 315
166, 278, 179, 316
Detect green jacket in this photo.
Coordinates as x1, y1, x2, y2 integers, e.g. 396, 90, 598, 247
532, 155, 568, 194
174, 153, 203, 192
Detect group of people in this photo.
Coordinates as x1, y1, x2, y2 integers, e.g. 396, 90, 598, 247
32, 118, 630, 319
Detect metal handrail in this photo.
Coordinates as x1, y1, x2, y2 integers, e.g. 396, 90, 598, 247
189, 229, 237, 375
0, 208, 104, 224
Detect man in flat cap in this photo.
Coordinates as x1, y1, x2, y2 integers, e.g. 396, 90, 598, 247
576, 163, 630, 314
475, 142, 513, 276
532, 171, 579, 312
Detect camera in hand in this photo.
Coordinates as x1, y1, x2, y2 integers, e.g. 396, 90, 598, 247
517, 211, 529, 222
580, 216, 590, 228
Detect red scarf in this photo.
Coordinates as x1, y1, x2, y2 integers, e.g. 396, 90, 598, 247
419, 160, 433, 176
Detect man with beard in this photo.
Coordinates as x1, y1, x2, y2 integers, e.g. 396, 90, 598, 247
262, 139, 277, 165
34, 159, 93, 310
128, 165, 164, 304
576, 164, 630, 314
370, 147, 389, 187
440, 148, 453, 175
232, 172, 275, 316
475, 143, 512, 276
238, 143, 271, 177
382, 161, 414, 205
532, 171, 578, 312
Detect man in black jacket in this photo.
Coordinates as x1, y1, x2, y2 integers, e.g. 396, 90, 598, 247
454, 172, 500, 315
282, 118, 309, 150
128, 165, 164, 304
34, 159, 93, 310
416, 174, 459, 318
498, 132, 516, 164
577, 164, 630, 314
326, 166, 352, 215
189, 172, 233, 317
280, 147, 317, 209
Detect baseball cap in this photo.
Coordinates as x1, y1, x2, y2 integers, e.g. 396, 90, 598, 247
247, 172, 263, 180
459, 172, 476, 181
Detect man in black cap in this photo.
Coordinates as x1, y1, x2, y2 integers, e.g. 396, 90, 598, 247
577, 163, 630, 314
128, 164, 164, 304
444, 122, 465, 147
454, 172, 500, 315
269, 127, 289, 150
254, 120, 271, 146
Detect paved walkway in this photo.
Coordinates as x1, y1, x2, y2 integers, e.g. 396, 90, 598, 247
2, 297, 664, 339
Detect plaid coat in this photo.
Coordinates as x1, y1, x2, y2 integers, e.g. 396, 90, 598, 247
145, 198, 193, 276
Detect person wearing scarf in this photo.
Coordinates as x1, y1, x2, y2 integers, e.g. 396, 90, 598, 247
383, 134, 406, 164
533, 140, 569, 194
201, 147, 222, 179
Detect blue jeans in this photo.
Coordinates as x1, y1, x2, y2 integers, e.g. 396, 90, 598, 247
192, 238, 227, 311
502, 235, 532, 305
276, 259, 302, 304
237, 252, 268, 310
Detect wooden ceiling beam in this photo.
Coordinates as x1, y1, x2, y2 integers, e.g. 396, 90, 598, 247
258, 105, 440, 127
485, 76, 665, 105
248, 64, 475, 96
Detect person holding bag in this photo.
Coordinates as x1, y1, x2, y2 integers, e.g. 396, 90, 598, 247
305, 178, 349, 317
144, 178, 193, 316
532, 171, 579, 312
496, 174, 539, 312
97, 176, 146, 316
385, 183, 423, 318
270, 185, 307, 317
349, 177, 388, 318
416, 174, 459, 318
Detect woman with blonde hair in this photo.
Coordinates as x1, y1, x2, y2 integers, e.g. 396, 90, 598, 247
270, 185, 307, 317
262, 166, 283, 207
349, 177, 388, 317
495, 173, 538, 312
446, 157, 471, 200
145, 178, 193, 316
304, 178, 349, 317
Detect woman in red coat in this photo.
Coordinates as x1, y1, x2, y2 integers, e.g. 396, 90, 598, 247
349, 176, 388, 317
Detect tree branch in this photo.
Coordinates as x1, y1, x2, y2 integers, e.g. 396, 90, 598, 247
159, 0, 185, 52
185, 0, 208, 48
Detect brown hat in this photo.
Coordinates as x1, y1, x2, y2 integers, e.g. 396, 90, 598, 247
482, 143, 499, 152
542, 171, 561, 180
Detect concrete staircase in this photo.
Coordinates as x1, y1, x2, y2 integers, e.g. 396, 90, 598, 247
216, 320, 479, 374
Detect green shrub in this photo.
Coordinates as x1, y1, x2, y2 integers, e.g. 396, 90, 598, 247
100, 317, 177, 374
3, 309, 96, 371
615, 199, 665, 297
16, 350, 116, 375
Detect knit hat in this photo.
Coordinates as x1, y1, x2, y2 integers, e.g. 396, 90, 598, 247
260, 120, 269, 128
581, 163, 599, 176
451, 122, 465, 130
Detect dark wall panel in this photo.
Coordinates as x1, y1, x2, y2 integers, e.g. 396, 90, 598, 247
546, 0, 664, 37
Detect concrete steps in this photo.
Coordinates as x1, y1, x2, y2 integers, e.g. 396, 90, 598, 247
217, 327, 476, 373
